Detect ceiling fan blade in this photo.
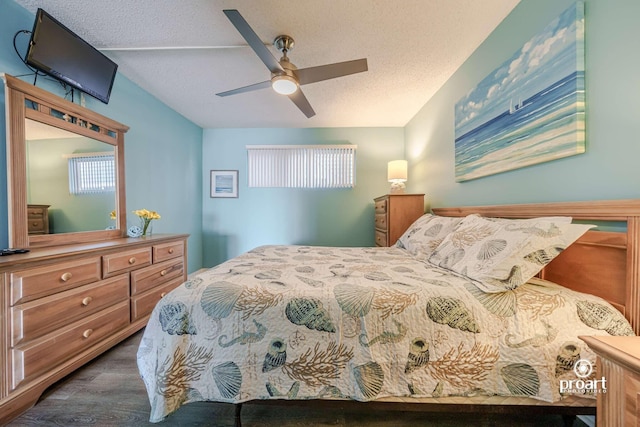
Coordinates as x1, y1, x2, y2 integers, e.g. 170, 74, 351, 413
216, 80, 271, 97
288, 89, 316, 118
295, 58, 368, 85
223, 9, 284, 74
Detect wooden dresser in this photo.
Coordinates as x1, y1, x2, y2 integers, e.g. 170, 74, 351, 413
580, 335, 640, 426
0, 234, 188, 423
26, 204, 50, 235
374, 194, 425, 247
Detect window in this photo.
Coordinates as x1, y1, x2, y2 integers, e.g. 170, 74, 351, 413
67, 152, 115, 194
247, 145, 356, 188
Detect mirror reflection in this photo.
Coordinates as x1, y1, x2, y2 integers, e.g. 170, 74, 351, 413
25, 119, 117, 234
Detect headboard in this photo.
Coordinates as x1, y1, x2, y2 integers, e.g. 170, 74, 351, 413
432, 199, 640, 335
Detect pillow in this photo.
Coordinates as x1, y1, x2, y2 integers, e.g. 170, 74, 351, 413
396, 214, 464, 259
428, 215, 594, 293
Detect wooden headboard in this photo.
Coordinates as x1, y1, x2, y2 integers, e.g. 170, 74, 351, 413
432, 199, 640, 335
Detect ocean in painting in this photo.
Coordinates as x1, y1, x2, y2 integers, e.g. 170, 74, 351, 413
455, 71, 585, 181
454, 2, 584, 182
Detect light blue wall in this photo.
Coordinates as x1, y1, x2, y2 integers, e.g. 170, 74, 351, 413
405, 0, 640, 209
0, 1, 203, 273
202, 127, 404, 266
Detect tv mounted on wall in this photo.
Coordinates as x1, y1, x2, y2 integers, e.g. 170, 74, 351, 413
25, 8, 118, 104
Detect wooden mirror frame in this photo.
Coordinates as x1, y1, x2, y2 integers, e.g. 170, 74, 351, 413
3, 73, 128, 248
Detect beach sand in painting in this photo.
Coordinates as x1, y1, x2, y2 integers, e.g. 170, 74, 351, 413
455, 116, 585, 181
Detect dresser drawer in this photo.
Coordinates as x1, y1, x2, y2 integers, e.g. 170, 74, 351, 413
153, 241, 184, 263
375, 213, 388, 231
27, 218, 45, 234
27, 207, 46, 218
10, 257, 102, 305
11, 274, 130, 346
130, 258, 184, 296
375, 230, 388, 247
102, 247, 152, 278
10, 301, 130, 390
375, 199, 388, 213
131, 277, 183, 322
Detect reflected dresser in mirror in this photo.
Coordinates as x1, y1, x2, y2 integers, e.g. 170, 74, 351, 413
26, 204, 49, 235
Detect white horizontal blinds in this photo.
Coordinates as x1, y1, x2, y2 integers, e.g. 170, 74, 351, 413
68, 153, 116, 194
247, 145, 356, 188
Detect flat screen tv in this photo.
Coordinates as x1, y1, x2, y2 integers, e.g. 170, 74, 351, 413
26, 8, 118, 104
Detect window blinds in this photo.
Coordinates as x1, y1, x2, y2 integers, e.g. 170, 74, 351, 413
68, 153, 116, 194
246, 145, 356, 188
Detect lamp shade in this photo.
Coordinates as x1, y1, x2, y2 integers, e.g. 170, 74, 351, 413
387, 160, 408, 182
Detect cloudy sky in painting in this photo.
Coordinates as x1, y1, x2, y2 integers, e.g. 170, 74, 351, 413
455, 3, 584, 137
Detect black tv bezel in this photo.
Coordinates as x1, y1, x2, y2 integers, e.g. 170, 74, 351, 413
25, 8, 118, 104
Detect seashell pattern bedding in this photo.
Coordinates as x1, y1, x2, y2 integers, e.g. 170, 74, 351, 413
137, 245, 634, 423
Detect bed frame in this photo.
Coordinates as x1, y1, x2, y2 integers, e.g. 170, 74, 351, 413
234, 199, 640, 426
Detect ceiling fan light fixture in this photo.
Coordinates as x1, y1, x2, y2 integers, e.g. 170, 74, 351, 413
271, 74, 298, 95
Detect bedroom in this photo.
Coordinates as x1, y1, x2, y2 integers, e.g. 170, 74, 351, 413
0, 0, 638, 425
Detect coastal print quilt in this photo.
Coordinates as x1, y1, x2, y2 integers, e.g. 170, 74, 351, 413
137, 245, 634, 422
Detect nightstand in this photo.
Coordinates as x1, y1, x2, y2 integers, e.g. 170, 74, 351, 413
580, 335, 640, 426
374, 194, 424, 247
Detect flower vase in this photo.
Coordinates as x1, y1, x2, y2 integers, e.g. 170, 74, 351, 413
141, 218, 153, 236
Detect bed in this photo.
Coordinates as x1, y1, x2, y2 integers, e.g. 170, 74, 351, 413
137, 199, 640, 425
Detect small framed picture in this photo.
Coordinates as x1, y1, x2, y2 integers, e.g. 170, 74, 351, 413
210, 170, 239, 198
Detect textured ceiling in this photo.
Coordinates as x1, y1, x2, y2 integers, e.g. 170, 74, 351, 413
13, 0, 520, 128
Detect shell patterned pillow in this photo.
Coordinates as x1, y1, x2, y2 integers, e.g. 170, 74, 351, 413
396, 214, 463, 260
428, 215, 594, 293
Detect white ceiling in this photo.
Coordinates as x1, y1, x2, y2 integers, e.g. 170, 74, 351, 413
14, 0, 520, 129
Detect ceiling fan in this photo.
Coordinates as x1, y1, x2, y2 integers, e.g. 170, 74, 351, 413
216, 9, 368, 118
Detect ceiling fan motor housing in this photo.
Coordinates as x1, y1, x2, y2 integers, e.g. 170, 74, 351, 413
271, 59, 299, 94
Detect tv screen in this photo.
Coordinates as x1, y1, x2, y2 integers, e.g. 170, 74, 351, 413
26, 8, 118, 104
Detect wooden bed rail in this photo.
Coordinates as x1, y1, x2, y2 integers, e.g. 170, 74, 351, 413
432, 199, 640, 221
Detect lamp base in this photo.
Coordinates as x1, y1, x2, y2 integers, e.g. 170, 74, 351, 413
389, 181, 406, 194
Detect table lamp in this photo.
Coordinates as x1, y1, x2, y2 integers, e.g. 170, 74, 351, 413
387, 160, 407, 194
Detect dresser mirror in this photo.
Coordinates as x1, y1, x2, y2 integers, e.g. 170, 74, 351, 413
3, 73, 128, 248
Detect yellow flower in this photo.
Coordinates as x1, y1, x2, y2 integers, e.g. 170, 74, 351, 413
110, 210, 116, 220
133, 208, 161, 236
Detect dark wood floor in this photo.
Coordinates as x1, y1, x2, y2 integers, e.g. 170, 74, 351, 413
8, 330, 592, 427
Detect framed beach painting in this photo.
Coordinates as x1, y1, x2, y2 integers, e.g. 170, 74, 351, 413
454, 2, 585, 182
210, 170, 239, 198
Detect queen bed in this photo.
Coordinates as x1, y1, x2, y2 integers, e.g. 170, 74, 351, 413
137, 200, 640, 425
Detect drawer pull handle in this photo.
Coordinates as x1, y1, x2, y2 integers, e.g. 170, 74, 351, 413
33, 222, 38, 226
82, 296, 93, 306
168, 248, 174, 254
82, 329, 93, 339
160, 292, 167, 298
128, 257, 137, 265
61, 272, 73, 282
160, 270, 167, 276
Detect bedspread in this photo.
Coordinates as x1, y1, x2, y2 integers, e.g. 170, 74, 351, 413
137, 245, 633, 422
